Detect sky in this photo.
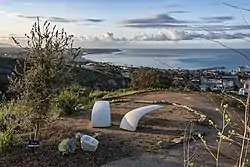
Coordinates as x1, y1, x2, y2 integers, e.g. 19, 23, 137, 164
0, 0, 250, 48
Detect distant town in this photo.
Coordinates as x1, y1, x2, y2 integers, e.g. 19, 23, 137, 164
76, 54, 249, 96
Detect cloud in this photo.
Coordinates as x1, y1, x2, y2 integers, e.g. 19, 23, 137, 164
16, 15, 37, 19
122, 14, 195, 29
132, 29, 190, 41
16, 15, 78, 23
23, 2, 33, 6
14, 14, 105, 23
204, 32, 250, 40
197, 24, 250, 31
200, 16, 234, 23
122, 14, 189, 25
165, 5, 190, 14
168, 11, 190, 14
80, 32, 127, 42
85, 19, 104, 23
122, 14, 238, 30
79, 29, 250, 42
4, 30, 250, 45
123, 23, 189, 28
165, 4, 181, 8
0, 10, 7, 15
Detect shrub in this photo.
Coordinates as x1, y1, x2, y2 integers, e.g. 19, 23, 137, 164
0, 107, 17, 153
130, 67, 172, 90
10, 18, 80, 140
55, 85, 90, 116
0, 128, 14, 153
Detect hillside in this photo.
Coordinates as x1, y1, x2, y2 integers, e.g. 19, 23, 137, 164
0, 56, 129, 93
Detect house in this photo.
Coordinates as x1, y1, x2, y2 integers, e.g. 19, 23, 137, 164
222, 76, 236, 88
239, 88, 249, 95
191, 79, 200, 86
200, 77, 223, 91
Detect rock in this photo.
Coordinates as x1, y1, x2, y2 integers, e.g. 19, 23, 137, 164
158, 137, 184, 149
198, 116, 212, 126
171, 137, 184, 144
58, 138, 76, 155
198, 116, 206, 123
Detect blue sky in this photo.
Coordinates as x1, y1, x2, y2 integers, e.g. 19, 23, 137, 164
0, 0, 250, 48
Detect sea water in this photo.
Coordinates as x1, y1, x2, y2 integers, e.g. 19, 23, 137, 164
84, 49, 250, 70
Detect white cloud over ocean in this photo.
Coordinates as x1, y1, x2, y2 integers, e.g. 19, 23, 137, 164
78, 29, 250, 42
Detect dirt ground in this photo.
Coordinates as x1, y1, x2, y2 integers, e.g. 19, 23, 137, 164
0, 91, 244, 167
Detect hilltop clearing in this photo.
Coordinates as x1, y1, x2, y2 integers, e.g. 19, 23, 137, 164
0, 91, 243, 167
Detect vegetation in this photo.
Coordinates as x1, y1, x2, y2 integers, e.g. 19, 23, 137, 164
54, 87, 143, 116
51, 85, 196, 117
210, 93, 246, 110
181, 90, 250, 167
0, 112, 14, 153
9, 18, 78, 141
0, 101, 22, 153
131, 67, 172, 90
54, 85, 90, 116
198, 104, 234, 167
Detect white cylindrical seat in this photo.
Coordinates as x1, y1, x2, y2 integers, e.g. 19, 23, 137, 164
91, 101, 111, 127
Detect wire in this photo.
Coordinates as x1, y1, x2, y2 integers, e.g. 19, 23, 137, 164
222, 2, 250, 12
200, 27, 250, 63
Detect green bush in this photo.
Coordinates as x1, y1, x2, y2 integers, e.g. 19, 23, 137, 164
0, 128, 14, 153
130, 67, 172, 90
0, 111, 15, 153
54, 85, 90, 116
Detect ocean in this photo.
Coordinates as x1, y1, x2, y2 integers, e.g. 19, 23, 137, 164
84, 49, 250, 70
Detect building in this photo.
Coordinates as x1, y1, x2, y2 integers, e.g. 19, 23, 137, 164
200, 77, 229, 91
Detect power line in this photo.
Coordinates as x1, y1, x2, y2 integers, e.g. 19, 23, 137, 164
222, 2, 250, 12
200, 27, 250, 63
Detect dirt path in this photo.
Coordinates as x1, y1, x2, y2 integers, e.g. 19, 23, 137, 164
100, 91, 241, 167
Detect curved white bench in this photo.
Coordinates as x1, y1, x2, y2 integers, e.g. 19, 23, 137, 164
91, 101, 111, 127
120, 105, 164, 131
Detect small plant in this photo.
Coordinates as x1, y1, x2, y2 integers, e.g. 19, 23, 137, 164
198, 103, 234, 167
0, 110, 17, 153
0, 128, 14, 153
183, 123, 197, 167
